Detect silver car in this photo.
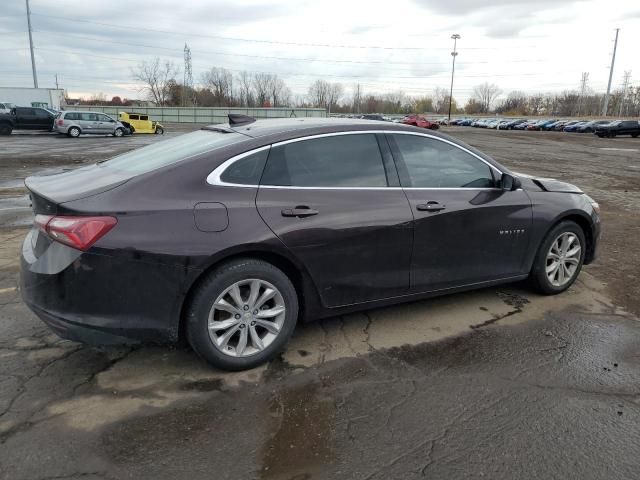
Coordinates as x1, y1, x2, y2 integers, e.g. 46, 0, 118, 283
54, 111, 127, 138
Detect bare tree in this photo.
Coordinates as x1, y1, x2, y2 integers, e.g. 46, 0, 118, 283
269, 76, 291, 107
131, 58, 180, 106
473, 82, 502, 113
308, 80, 342, 112
201, 67, 234, 106
308, 80, 330, 109
237, 71, 255, 107
253, 73, 273, 106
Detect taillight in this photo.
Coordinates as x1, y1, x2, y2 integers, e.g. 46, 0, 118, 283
56, 119, 64, 125
34, 215, 117, 251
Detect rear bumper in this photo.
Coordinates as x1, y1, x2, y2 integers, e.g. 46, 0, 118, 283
20, 229, 197, 345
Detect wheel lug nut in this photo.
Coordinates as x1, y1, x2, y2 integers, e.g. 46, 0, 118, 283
235, 314, 241, 319
253, 310, 258, 314
251, 321, 256, 326
243, 305, 249, 311
239, 324, 245, 329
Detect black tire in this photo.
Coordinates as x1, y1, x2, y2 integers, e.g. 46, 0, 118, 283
632, 133, 638, 138
67, 126, 81, 138
155, 126, 164, 134
530, 220, 586, 295
113, 127, 124, 137
0, 123, 12, 135
186, 258, 298, 371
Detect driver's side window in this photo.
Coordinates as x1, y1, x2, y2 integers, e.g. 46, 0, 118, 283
393, 134, 495, 188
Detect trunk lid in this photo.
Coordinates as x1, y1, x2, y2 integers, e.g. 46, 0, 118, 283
25, 164, 130, 214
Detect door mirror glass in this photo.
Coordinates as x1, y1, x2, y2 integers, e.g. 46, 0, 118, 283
501, 173, 521, 191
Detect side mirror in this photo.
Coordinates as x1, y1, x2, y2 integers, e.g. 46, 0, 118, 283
501, 173, 521, 191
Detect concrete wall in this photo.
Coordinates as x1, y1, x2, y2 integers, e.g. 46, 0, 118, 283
0, 88, 65, 110
66, 106, 327, 123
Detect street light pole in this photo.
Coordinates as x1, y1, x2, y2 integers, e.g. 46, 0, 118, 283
448, 34, 460, 123
25, 0, 38, 88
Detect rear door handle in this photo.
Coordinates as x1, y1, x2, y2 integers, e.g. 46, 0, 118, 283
416, 202, 446, 212
281, 206, 319, 218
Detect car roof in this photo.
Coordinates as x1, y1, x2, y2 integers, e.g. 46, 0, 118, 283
204, 117, 430, 140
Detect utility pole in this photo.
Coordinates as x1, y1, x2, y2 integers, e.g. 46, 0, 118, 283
602, 28, 619, 116
25, 0, 38, 88
618, 70, 631, 117
577, 72, 589, 116
55, 74, 59, 89
448, 33, 460, 123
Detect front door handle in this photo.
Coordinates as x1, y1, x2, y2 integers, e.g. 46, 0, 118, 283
416, 201, 446, 212
281, 206, 319, 218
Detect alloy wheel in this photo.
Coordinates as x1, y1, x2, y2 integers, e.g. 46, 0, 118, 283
208, 279, 286, 357
545, 232, 582, 287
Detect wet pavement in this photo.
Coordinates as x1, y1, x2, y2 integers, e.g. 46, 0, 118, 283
1, 128, 640, 479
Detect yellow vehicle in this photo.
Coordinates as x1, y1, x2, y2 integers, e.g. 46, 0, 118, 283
117, 112, 164, 134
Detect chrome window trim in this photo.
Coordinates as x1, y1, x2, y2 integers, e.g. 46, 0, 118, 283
206, 130, 503, 189
206, 145, 271, 187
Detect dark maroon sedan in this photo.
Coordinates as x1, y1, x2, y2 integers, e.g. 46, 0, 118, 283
21, 116, 601, 370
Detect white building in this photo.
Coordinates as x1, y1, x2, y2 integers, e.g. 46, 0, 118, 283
0, 87, 65, 110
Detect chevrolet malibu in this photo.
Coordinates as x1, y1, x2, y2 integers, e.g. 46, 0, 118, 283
21, 116, 601, 370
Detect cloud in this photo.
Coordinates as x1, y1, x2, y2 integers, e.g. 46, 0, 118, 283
410, 0, 587, 14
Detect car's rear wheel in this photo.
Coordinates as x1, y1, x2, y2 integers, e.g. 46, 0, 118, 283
186, 258, 298, 371
113, 127, 124, 137
155, 126, 164, 134
530, 220, 586, 295
67, 126, 80, 138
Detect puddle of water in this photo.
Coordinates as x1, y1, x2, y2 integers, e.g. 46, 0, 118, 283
260, 383, 335, 479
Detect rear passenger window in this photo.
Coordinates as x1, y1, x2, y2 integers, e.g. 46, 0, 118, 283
261, 134, 387, 187
129, 114, 139, 120
220, 149, 269, 185
393, 134, 495, 188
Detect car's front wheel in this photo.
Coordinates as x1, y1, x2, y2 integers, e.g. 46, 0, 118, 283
530, 220, 586, 294
186, 258, 298, 370
67, 126, 81, 138
113, 127, 124, 137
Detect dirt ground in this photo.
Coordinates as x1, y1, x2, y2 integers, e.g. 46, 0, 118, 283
0, 126, 639, 479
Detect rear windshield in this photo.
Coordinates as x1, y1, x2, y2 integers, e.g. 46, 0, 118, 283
99, 130, 246, 175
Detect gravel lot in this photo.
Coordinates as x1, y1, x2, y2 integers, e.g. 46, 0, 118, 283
0, 126, 639, 480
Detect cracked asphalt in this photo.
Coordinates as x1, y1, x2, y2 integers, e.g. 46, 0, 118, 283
1, 127, 640, 479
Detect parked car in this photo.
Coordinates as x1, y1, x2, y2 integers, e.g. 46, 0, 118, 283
563, 121, 589, 132
21, 115, 601, 370
527, 119, 557, 131
117, 111, 165, 134
0, 107, 56, 134
361, 114, 386, 122
576, 120, 611, 133
458, 119, 475, 126
514, 120, 535, 130
555, 120, 578, 131
54, 111, 128, 138
595, 120, 640, 138
0, 102, 16, 114
501, 119, 527, 130
402, 114, 439, 129
542, 120, 565, 131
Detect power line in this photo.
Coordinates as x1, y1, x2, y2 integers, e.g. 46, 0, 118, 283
28, 30, 552, 68
30, 12, 541, 51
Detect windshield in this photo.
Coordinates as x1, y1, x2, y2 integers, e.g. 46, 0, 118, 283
99, 130, 246, 175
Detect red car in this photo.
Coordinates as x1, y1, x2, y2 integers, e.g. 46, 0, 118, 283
402, 114, 439, 130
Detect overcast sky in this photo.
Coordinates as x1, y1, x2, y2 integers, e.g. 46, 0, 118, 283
1, 0, 639, 104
